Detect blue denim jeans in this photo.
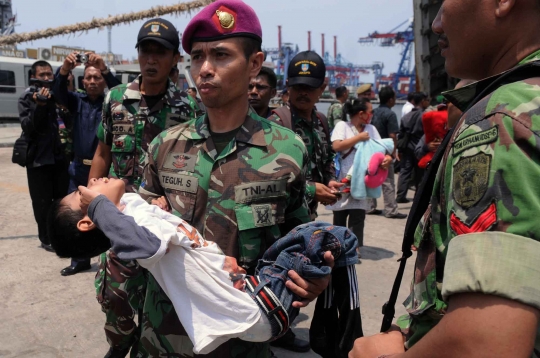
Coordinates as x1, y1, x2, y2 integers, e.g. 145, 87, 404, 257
247, 222, 358, 338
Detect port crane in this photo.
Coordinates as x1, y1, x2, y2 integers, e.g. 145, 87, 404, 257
358, 19, 415, 97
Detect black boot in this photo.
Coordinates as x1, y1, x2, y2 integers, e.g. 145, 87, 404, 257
104, 346, 130, 358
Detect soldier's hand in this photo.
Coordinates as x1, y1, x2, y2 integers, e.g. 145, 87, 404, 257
78, 184, 102, 214
151, 196, 171, 212
86, 52, 107, 72
287, 251, 334, 308
60, 52, 79, 76
328, 180, 345, 191
33, 87, 50, 106
315, 183, 338, 205
348, 326, 405, 358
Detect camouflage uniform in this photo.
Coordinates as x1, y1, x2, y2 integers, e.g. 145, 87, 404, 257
268, 108, 336, 216
396, 50, 540, 355
137, 109, 310, 357
187, 94, 204, 118
94, 75, 196, 354
327, 101, 344, 130
56, 105, 74, 161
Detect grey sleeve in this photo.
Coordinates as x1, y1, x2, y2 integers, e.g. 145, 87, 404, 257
88, 195, 162, 261
415, 135, 429, 160
386, 111, 400, 135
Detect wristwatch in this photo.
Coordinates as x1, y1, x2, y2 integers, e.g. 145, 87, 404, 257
101, 66, 110, 75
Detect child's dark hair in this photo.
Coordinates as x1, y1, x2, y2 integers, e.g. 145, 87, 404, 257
47, 199, 111, 259
343, 97, 371, 117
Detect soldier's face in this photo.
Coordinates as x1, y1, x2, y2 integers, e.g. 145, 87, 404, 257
190, 38, 263, 109
138, 41, 180, 86
432, 0, 497, 79
248, 75, 276, 113
288, 83, 325, 113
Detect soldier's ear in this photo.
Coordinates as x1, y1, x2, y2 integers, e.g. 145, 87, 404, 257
249, 51, 264, 80
77, 216, 96, 232
495, 0, 516, 18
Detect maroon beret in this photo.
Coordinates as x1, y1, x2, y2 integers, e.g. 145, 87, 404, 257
182, 0, 262, 54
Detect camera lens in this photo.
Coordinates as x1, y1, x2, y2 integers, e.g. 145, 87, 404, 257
80, 54, 88, 64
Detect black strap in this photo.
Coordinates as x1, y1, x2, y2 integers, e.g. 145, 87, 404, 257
380, 60, 540, 333
341, 148, 354, 160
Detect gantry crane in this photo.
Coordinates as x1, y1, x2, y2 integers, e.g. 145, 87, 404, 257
358, 19, 415, 98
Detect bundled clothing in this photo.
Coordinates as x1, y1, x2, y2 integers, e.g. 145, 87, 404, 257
87, 193, 359, 354
349, 138, 394, 199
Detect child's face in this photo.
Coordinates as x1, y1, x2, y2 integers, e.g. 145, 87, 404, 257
63, 177, 126, 212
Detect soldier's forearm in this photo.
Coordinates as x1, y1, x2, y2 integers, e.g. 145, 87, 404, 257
88, 142, 112, 183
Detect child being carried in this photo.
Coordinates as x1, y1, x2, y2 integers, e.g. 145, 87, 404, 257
48, 177, 358, 354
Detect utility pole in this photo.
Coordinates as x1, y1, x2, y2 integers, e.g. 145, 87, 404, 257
107, 25, 112, 64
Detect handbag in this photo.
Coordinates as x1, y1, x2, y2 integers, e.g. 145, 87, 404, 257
11, 133, 28, 167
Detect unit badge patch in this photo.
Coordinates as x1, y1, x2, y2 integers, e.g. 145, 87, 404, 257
452, 152, 491, 209
163, 152, 197, 172
252, 204, 274, 227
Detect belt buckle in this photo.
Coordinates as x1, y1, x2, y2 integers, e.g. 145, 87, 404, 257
83, 159, 92, 166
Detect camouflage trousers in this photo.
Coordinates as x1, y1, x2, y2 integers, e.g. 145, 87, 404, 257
95, 251, 148, 356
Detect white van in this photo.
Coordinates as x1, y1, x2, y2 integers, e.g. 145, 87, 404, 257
0, 56, 196, 120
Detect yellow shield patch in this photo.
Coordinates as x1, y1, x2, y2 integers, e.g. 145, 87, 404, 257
452, 152, 491, 209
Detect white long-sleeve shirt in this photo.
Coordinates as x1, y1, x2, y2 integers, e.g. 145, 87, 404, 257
88, 193, 271, 354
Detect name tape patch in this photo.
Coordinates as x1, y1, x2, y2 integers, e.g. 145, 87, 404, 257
112, 123, 134, 135
159, 172, 199, 194
163, 152, 197, 172
453, 126, 498, 155
235, 180, 287, 203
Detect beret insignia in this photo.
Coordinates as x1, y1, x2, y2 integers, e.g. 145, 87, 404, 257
216, 10, 235, 29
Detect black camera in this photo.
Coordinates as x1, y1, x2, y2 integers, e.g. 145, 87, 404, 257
76, 53, 89, 64
29, 78, 54, 102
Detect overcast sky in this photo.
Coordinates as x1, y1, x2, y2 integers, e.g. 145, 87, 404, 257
11, 0, 413, 82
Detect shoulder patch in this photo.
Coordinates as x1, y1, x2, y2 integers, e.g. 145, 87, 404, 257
452, 152, 492, 209
453, 126, 498, 156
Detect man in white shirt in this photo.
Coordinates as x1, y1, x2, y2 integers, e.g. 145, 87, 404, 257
401, 92, 416, 118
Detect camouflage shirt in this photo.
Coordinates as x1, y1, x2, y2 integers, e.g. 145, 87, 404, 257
187, 93, 205, 118
327, 101, 344, 130
268, 107, 336, 215
97, 75, 195, 192
397, 50, 540, 356
137, 109, 310, 357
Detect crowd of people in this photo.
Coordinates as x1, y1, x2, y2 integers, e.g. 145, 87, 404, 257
14, 0, 540, 357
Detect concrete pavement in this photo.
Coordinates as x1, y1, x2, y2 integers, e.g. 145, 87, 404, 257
0, 123, 20, 148
0, 147, 415, 358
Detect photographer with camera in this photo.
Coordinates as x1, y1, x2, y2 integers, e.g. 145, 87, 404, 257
52, 52, 121, 276
18, 60, 70, 252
